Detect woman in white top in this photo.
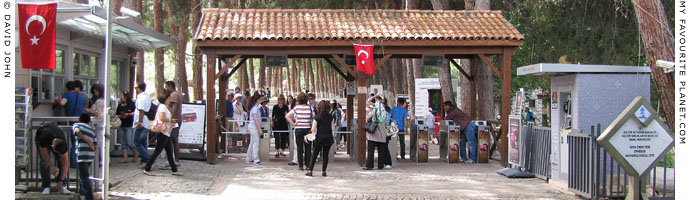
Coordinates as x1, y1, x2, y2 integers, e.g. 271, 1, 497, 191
233, 95, 247, 133
143, 95, 181, 176
246, 95, 266, 164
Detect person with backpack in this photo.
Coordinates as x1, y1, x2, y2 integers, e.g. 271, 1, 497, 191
286, 92, 314, 170
329, 100, 342, 150
133, 83, 152, 168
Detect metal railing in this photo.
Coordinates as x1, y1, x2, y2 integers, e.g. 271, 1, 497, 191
526, 124, 551, 181
566, 124, 674, 199
18, 117, 103, 192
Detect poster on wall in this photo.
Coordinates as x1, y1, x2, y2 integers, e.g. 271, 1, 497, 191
369, 85, 383, 96
179, 103, 206, 145
508, 115, 521, 166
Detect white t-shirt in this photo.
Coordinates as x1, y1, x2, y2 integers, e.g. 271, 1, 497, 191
134, 92, 152, 129
156, 104, 172, 136
425, 112, 436, 129
339, 109, 347, 128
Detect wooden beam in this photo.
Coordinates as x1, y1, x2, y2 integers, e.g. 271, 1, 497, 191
215, 46, 507, 57
449, 59, 472, 81
374, 54, 392, 70
357, 71, 367, 166
331, 54, 357, 77
226, 58, 249, 78
205, 50, 217, 164
478, 54, 503, 80
323, 58, 349, 81
214, 54, 242, 80
500, 48, 512, 167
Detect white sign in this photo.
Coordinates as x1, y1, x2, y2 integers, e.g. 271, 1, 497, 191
179, 103, 206, 145
346, 82, 356, 95
607, 119, 673, 174
414, 78, 441, 117
358, 86, 368, 94
370, 85, 383, 96
597, 97, 674, 177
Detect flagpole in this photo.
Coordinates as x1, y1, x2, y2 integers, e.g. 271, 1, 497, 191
102, 0, 113, 199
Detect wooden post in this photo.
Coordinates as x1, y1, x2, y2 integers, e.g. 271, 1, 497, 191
500, 48, 512, 167
218, 57, 228, 154
469, 58, 477, 119
357, 71, 367, 166
206, 50, 217, 163
346, 71, 355, 154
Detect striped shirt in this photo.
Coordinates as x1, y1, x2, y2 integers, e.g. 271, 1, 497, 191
292, 105, 313, 129
72, 123, 97, 163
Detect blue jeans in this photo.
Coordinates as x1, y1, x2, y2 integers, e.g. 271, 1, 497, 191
134, 128, 151, 164
460, 123, 478, 162
39, 153, 66, 189
118, 127, 135, 152
78, 162, 93, 200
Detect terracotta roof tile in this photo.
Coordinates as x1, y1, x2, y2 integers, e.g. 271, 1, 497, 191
196, 9, 524, 42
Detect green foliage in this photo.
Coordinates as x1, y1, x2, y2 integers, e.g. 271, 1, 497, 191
656, 151, 674, 168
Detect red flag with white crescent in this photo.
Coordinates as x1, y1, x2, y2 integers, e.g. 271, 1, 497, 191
18, 2, 57, 69
353, 44, 374, 75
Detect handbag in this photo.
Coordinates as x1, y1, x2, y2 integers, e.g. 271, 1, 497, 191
109, 109, 122, 129
363, 120, 378, 133
150, 120, 170, 133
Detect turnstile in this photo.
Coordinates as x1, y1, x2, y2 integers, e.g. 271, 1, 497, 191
477, 122, 491, 163
258, 117, 271, 162
439, 120, 461, 163
411, 119, 429, 163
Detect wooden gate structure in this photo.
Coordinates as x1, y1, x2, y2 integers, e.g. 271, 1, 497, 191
194, 8, 523, 165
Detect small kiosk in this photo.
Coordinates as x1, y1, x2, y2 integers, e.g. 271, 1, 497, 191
517, 63, 651, 182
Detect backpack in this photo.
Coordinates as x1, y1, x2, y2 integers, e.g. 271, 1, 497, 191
145, 102, 158, 121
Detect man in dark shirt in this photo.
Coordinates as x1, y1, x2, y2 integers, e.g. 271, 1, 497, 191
443, 101, 477, 163
35, 123, 71, 195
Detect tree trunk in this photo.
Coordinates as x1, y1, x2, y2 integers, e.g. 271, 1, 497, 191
294, 60, 301, 92
240, 62, 248, 93
153, 0, 165, 97
212, 0, 219, 7
166, 0, 191, 102
632, 0, 675, 130
135, 0, 144, 85
191, 0, 204, 101
113, 0, 123, 16
266, 62, 272, 92
286, 62, 292, 95
259, 58, 266, 89
463, 0, 493, 120
318, 59, 326, 97
278, 67, 284, 95
431, 0, 455, 107
248, 59, 255, 90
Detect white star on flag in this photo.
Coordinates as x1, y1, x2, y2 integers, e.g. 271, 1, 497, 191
30, 35, 40, 45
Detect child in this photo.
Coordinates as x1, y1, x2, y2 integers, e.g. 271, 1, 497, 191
73, 114, 97, 200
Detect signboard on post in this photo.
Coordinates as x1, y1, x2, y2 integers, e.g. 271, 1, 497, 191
179, 103, 207, 145
508, 115, 521, 166
346, 82, 356, 96
597, 97, 673, 200
414, 78, 441, 117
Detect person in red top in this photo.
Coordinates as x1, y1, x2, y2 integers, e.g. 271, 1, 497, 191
443, 101, 477, 163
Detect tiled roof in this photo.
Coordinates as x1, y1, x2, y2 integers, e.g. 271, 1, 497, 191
195, 9, 524, 42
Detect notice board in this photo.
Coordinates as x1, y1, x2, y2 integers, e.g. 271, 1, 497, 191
179, 103, 206, 145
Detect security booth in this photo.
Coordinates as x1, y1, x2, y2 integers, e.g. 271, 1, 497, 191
14, 1, 172, 194
517, 63, 651, 182
439, 120, 461, 163
195, 9, 523, 166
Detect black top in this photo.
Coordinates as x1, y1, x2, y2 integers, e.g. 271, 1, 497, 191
116, 101, 135, 127
35, 123, 66, 149
271, 104, 290, 130
313, 114, 334, 145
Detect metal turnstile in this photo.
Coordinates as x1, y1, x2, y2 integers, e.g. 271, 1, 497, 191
258, 117, 271, 162
476, 121, 491, 163
411, 119, 429, 163
439, 120, 461, 163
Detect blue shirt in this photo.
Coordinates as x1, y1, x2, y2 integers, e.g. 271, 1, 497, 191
62, 92, 87, 116
390, 106, 408, 131
72, 123, 96, 163
226, 101, 234, 118
248, 105, 262, 129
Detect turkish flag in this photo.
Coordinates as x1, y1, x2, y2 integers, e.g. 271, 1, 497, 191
18, 2, 57, 69
354, 44, 374, 75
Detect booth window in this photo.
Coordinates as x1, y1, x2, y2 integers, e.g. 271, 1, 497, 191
30, 49, 66, 103
73, 51, 100, 93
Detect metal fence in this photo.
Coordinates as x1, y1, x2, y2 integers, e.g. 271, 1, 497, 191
17, 117, 102, 192
567, 124, 674, 199
524, 124, 551, 181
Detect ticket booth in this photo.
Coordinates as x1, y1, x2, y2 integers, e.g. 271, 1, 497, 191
517, 63, 651, 182
439, 120, 461, 163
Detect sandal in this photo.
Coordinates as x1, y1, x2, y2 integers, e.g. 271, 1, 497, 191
118, 159, 128, 163
143, 170, 154, 176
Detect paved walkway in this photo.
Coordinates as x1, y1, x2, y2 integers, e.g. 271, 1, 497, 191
109, 148, 578, 200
